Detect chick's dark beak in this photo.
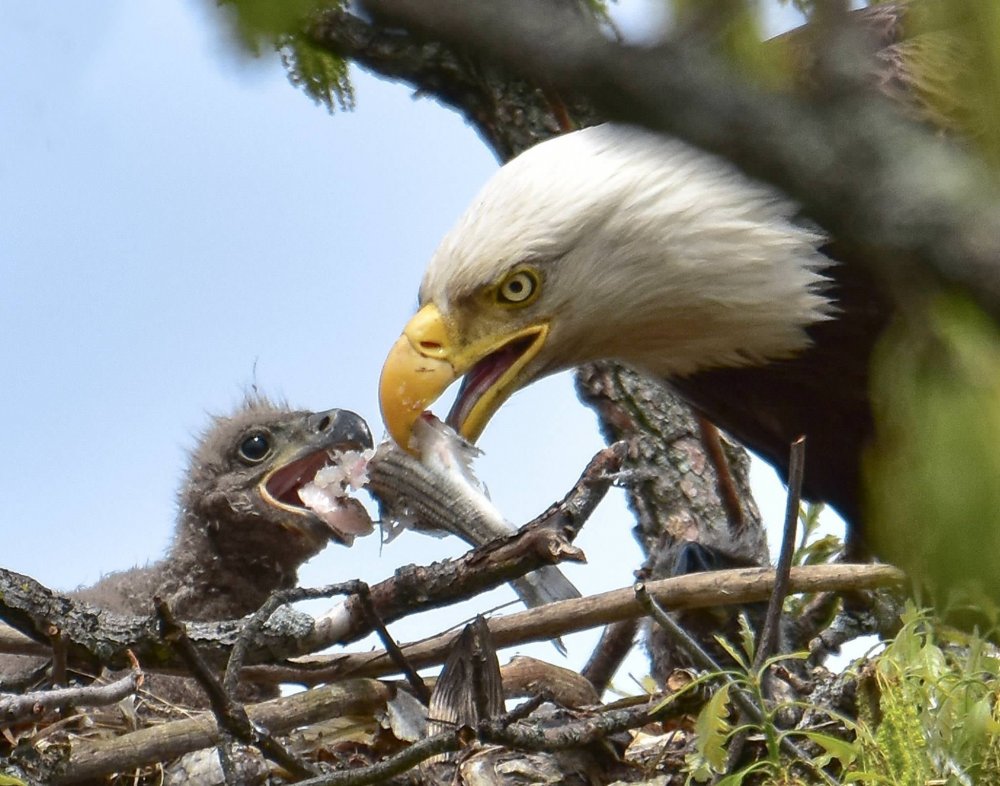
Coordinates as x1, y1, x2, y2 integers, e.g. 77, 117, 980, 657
309, 408, 373, 451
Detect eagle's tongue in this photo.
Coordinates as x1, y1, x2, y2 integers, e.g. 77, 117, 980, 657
446, 337, 533, 430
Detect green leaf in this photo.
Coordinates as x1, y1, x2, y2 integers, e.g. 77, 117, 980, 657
214, 1, 354, 113
222, 0, 337, 53
906, 1, 1000, 167
737, 612, 757, 663
800, 730, 860, 770
687, 683, 734, 779
280, 35, 354, 113
715, 633, 750, 671
867, 294, 1000, 618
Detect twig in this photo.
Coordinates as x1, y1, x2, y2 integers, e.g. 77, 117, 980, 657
479, 695, 662, 750
696, 415, 746, 534
635, 582, 726, 676
0, 650, 142, 727
756, 436, 807, 669
500, 693, 546, 723
221, 584, 369, 783
217, 730, 238, 786
788, 591, 842, 652
223, 583, 358, 697
292, 731, 462, 786
581, 618, 639, 695
156, 598, 237, 717
639, 587, 838, 786
47, 624, 67, 688
353, 581, 431, 704
155, 598, 316, 781
807, 592, 904, 667
226, 578, 431, 705
724, 437, 806, 781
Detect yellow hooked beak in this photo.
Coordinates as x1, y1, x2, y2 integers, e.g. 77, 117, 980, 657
379, 303, 549, 453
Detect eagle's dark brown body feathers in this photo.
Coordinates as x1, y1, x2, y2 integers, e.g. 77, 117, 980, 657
671, 248, 891, 538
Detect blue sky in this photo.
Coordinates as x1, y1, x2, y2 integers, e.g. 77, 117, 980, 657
1, 2, 817, 675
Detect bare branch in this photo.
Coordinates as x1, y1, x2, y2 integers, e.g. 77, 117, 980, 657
154, 598, 317, 780
0, 651, 141, 727
0, 498, 594, 670
756, 436, 808, 669
581, 618, 639, 695
246, 563, 904, 685
57, 679, 392, 784
635, 582, 727, 676
293, 731, 461, 786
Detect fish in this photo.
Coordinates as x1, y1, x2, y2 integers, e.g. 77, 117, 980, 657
369, 414, 581, 651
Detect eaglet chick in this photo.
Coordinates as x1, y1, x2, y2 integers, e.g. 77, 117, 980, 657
75, 396, 373, 620
2, 396, 373, 707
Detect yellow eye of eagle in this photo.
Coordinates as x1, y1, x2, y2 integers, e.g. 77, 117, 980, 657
498, 268, 540, 305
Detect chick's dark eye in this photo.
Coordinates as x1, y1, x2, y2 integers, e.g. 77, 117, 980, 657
238, 433, 271, 462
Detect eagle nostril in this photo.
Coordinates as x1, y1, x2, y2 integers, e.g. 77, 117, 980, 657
316, 414, 332, 432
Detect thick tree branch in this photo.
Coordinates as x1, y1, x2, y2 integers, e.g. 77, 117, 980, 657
0, 444, 621, 672
352, 0, 1000, 317
0, 527, 577, 675
307, 5, 586, 159
56, 678, 392, 784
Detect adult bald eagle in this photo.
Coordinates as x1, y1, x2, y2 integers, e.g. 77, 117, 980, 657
379, 123, 889, 541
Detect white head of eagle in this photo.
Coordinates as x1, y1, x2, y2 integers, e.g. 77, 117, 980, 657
382, 123, 834, 451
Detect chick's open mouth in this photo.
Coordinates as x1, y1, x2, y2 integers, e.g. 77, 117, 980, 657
262, 448, 375, 546
264, 450, 332, 510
